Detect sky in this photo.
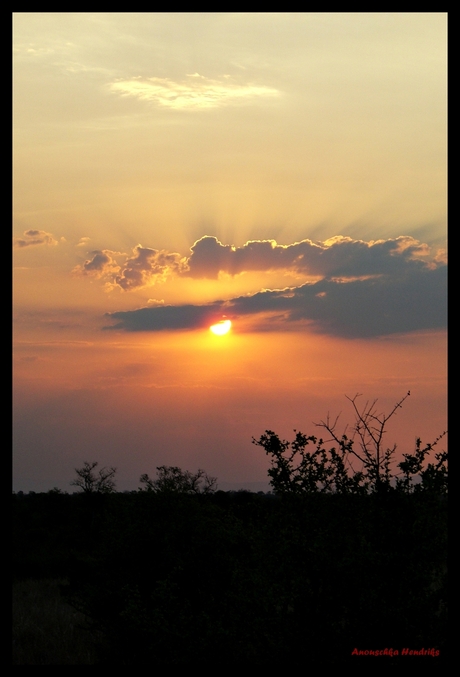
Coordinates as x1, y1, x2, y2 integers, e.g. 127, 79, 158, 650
13, 12, 447, 493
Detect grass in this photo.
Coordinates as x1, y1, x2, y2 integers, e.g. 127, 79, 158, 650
12, 578, 100, 665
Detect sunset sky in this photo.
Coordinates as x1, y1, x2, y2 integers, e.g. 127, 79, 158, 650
13, 13, 447, 492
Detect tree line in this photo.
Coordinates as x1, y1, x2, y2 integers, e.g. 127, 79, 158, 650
68, 392, 447, 497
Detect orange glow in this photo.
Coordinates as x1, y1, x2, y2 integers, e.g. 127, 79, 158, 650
210, 320, 232, 336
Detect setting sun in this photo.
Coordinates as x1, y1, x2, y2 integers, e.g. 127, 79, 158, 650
210, 319, 232, 335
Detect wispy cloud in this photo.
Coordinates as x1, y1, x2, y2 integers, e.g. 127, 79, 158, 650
13, 229, 58, 248
109, 73, 280, 110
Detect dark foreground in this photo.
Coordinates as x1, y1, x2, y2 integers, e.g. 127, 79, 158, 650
13, 490, 447, 666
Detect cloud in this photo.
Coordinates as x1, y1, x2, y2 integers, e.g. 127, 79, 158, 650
106, 303, 225, 333
104, 264, 447, 339
114, 246, 186, 291
109, 73, 280, 110
13, 229, 58, 248
84, 234, 444, 293
185, 235, 441, 279
72, 245, 186, 290
231, 266, 447, 338
72, 250, 120, 279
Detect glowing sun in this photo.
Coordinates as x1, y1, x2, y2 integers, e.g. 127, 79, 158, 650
210, 319, 232, 336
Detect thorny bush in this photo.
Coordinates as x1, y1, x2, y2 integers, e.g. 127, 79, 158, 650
253, 392, 447, 495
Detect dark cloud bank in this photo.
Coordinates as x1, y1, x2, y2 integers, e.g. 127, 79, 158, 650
105, 239, 447, 338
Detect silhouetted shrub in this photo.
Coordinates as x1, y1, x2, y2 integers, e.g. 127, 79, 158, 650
253, 392, 447, 496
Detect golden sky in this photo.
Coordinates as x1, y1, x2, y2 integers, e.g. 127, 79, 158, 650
13, 13, 447, 492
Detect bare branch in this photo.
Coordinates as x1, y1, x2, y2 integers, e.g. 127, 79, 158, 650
70, 461, 117, 493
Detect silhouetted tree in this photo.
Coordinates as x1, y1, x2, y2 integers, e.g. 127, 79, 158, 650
70, 461, 117, 494
253, 392, 447, 495
396, 433, 448, 494
317, 391, 411, 492
253, 429, 369, 495
139, 465, 217, 494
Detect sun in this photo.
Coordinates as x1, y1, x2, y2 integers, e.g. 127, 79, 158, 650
210, 319, 232, 336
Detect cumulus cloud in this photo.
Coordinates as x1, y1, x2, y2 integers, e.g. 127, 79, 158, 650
115, 246, 186, 291
13, 229, 58, 248
104, 264, 447, 339
74, 234, 446, 303
72, 245, 186, 290
185, 235, 440, 279
109, 73, 280, 110
72, 250, 120, 279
